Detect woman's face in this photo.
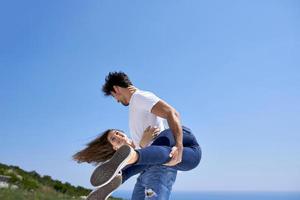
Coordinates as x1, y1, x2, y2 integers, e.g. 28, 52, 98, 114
107, 130, 130, 150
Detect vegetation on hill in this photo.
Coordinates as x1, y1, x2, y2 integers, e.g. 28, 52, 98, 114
0, 162, 122, 200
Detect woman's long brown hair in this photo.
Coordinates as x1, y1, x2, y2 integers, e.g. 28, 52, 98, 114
72, 129, 116, 165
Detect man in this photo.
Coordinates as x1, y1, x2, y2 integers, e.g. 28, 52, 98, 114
101, 71, 183, 199
102, 71, 183, 164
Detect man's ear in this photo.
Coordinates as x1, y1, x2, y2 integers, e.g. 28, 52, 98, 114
113, 86, 120, 94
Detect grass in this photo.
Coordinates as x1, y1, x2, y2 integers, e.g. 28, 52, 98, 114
0, 162, 123, 200
0, 187, 83, 200
0, 187, 123, 200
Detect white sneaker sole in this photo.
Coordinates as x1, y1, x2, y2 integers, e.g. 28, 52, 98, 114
90, 145, 131, 187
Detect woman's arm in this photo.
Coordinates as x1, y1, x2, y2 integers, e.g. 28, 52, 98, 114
139, 126, 160, 148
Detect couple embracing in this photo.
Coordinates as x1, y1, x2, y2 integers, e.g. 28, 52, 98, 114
73, 72, 202, 200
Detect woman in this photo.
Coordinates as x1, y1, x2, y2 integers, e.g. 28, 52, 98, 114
73, 126, 201, 200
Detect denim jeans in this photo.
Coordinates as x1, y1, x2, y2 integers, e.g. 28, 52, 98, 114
131, 165, 177, 200
138, 126, 201, 171
122, 126, 201, 182
122, 126, 201, 199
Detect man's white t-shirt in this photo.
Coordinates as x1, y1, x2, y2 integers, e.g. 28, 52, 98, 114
129, 89, 168, 148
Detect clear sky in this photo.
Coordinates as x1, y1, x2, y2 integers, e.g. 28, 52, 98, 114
0, 0, 299, 192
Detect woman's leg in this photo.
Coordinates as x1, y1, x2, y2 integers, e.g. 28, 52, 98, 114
121, 164, 150, 183
134, 126, 201, 171
152, 126, 199, 147
135, 145, 201, 171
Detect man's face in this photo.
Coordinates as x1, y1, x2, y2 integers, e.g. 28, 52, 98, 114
111, 91, 129, 106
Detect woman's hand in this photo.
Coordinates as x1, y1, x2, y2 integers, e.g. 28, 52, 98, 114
139, 126, 160, 148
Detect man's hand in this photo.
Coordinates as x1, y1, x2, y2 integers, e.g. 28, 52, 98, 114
164, 144, 183, 166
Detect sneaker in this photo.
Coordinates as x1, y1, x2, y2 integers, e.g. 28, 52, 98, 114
90, 144, 132, 187
87, 173, 122, 200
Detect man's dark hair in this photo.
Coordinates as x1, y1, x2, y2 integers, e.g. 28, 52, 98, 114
102, 71, 133, 96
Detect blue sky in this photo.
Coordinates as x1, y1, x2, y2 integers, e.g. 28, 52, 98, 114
0, 0, 299, 192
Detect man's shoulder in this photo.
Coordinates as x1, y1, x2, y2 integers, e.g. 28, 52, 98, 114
133, 89, 159, 99
135, 89, 156, 96
130, 89, 161, 112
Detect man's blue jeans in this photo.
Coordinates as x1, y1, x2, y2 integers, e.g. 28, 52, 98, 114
131, 166, 177, 200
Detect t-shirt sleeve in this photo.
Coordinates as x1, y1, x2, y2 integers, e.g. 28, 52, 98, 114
134, 92, 161, 112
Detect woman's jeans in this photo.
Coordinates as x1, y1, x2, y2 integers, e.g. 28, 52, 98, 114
122, 126, 202, 183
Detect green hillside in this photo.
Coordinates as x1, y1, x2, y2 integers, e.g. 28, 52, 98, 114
0, 163, 122, 200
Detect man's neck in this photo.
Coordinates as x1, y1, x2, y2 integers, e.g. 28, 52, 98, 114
127, 86, 137, 102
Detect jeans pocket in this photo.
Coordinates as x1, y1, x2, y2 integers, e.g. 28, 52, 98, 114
182, 126, 192, 134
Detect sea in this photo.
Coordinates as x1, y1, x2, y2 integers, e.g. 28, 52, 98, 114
112, 191, 300, 200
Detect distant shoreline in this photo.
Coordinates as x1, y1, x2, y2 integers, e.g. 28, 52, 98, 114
113, 190, 300, 200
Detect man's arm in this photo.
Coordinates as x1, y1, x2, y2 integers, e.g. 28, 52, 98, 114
151, 100, 183, 165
